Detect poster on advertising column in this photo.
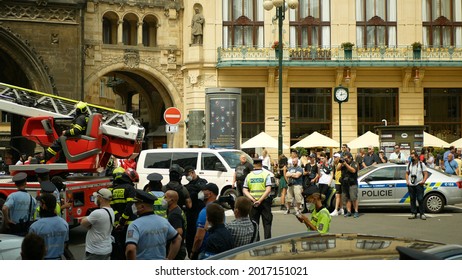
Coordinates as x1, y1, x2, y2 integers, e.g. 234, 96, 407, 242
205, 88, 241, 149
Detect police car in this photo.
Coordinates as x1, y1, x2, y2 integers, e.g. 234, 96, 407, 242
357, 163, 462, 213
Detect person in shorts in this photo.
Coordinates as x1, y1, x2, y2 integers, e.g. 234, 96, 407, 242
339, 152, 359, 218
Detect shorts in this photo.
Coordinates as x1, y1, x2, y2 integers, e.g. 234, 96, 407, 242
286, 184, 303, 204
335, 184, 342, 194
342, 184, 358, 201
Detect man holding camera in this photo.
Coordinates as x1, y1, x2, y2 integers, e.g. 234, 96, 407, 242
406, 151, 429, 220
338, 153, 359, 218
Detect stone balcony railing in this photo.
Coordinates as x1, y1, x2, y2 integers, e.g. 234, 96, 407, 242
217, 45, 462, 67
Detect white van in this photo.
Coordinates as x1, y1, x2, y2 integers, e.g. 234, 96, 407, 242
136, 148, 253, 196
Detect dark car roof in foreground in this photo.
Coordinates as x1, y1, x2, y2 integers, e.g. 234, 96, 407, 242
207, 232, 447, 260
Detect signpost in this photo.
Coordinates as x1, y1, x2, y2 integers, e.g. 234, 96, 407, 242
164, 107, 181, 133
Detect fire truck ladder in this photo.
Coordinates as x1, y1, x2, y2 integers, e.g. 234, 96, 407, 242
0, 82, 145, 142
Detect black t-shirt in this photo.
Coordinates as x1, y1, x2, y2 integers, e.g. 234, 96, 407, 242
340, 161, 358, 186
235, 162, 254, 181
304, 163, 318, 179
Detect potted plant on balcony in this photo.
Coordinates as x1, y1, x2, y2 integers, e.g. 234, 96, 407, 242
412, 42, 422, 59
272, 41, 283, 58
341, 42, 354, 59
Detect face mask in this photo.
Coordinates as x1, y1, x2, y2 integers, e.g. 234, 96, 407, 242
306, 203, 315, 212
161, 199, 168, 209
131, 204, 138, 215
186, 175, 193, 182
198, 191, 205, 201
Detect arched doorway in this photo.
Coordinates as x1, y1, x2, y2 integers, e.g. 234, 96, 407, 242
85, 67, 181, 150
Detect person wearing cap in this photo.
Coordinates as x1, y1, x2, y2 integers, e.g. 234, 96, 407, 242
190, 183, 219, 260
295, 186, 331, 234
233, 154, 254, 197
338, 152, 360, 218
183, 165, 207, 256
143, 173, 167, 218
164, 190, 187, 260
29, 193, 69, 259
109, 166, 137, 260
163, 164, 192, 210
243, 158, 273, 241
80, 188, 115, 260
125, 190, 182, 260
34, 181, 61, 219
2, 172, 36, 235
330, 153, 344, 216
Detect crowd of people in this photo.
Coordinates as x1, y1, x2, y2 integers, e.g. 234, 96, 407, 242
3, 143, 462, 260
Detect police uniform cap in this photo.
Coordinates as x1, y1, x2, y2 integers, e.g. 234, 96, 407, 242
40, 181, 57, 193
183, 165, 195, 175
202, 183, 219, 196
133, 189, 157, 204
252, 158, 263, 164
303, 186, 320, 197
147, 173, 163, 182
309, 153, 317, 158
12, 172, 27, 183
35, 168, 50, 176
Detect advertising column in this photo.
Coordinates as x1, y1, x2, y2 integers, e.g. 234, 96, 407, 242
205, 88, 241, 149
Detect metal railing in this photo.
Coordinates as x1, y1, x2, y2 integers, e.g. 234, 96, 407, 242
217, 45, 462, 63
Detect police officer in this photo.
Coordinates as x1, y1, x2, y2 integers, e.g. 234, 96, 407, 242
2, 172, 36, 236
45, 101, 89, 162
143, 173, 167, 218
35, 168, 60, 201
243, 158, 273, 241
34, 181, 61, 219
183, 165, 207, 255
163, 164, 192, 209
109, 167, 137, 260
125, 190, 182, 260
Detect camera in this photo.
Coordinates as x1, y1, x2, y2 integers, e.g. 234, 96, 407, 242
339, 158, 344, 164
410, 175, 417, 185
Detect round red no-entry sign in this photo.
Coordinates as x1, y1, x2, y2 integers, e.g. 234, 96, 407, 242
164, 107, 182, 125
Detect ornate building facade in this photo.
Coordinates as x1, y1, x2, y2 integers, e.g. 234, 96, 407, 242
1, 0, 462, 162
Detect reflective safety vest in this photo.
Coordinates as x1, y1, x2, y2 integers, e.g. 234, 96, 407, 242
34, 203, 61, 220
151, 191, 167, 218
246, 171, 269, 200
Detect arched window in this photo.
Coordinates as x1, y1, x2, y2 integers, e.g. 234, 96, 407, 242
422, 0, 462, 47
223, 0, 264, 47
356, 0, 397, 48
123, 13, 138, 46
142, 15, 158, 47
102, 12, 118, 44
289, 0, 331, 48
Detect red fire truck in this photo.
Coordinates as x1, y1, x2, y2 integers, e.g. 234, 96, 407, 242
0, 82, 144, 230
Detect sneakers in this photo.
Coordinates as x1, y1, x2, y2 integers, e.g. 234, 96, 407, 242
354, 212, 360, 218
330, 209, 338, 216
338, 208, 344, 215
295, 210, 301, 216
284, 209, 290, 215
280, 205, 287, 211
420, 214, 427, 220
344, 212, 352, 217
408, 214, 417, 219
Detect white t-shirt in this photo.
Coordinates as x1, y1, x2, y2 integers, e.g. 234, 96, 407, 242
318, 163, 333, 185
85, 207, 115, 255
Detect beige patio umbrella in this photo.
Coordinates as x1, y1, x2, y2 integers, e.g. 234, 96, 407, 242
291, 131, 339, 148
423, 132, 450, 148
450, 138, 462, 148
241, 131, 289, 149
347, 131, 380, 149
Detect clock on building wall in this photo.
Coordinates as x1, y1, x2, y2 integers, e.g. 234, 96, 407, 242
334, 86, 349, 103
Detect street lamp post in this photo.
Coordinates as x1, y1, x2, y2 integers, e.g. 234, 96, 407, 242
264, 0, 299, 156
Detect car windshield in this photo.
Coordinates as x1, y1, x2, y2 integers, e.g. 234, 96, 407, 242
219, 151, 251, 169
358, 165, 378, 177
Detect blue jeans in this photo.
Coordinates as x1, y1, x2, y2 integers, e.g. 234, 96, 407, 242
407, 184, 425, 215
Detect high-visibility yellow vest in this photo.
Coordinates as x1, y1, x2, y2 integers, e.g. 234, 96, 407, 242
246, 171, 269, 200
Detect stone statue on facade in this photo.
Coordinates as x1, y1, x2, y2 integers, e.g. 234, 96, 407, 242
191, 7, 204, 45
